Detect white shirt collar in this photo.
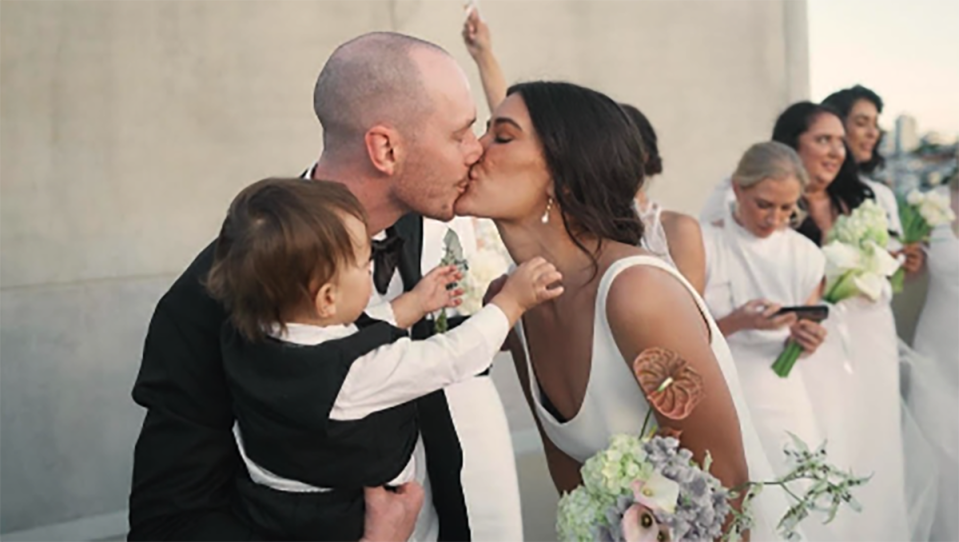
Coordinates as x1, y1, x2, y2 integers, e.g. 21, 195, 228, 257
266, 322, 358, 346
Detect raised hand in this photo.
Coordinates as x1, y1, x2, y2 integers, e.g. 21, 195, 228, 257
461, 6, 491, 60
490, 257, 564, 324
414, 264, 465, 314
389, 264, 464, 328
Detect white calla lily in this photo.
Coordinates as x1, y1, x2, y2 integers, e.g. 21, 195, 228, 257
822, 241, 862, 278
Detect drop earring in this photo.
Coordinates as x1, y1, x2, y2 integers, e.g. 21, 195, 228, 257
541, 197, 553, 224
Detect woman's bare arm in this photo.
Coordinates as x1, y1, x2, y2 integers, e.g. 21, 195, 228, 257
606, 265, 750, 536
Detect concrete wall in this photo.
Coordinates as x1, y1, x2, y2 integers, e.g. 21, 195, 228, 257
0, 0, 808, 535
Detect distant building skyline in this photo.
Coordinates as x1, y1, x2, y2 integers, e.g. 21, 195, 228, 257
808, 0, 959, 136
895, 114, 919, 154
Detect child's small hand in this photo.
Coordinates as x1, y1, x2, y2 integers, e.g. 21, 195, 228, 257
491, 257, 564, 323
414, 264, 465, 315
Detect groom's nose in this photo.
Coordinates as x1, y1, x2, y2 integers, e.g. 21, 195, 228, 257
464, 131, 483, 165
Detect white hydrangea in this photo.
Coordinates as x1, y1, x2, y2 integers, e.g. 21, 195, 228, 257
556, 487, 607, 542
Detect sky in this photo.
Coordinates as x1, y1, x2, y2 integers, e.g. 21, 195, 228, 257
807, 0, 959, 137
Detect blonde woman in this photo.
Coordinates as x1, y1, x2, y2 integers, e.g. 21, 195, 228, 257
700, 143, 828, 515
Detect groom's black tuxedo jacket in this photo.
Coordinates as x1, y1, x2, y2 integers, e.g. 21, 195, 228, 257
129, 213, 471, 541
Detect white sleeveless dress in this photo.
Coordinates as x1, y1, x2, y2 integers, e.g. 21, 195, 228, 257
515, 256, 798, 541
911, 220, 959, 542
636, 200, 678, 269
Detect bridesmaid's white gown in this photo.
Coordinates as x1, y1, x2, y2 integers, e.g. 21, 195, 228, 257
911, 219, 959, 542
700, 219, 833, 528
516, 256, 800, 541
701, 218, 851, 541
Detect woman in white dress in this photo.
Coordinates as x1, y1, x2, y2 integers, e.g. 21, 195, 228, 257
911, 178, 959, 542
457, 81, 800, 540
700, 143, 827, 476
773, 102, 925, 541
823, 86, 928, 278
462, 13, 706, 293
619, 104, 706, 294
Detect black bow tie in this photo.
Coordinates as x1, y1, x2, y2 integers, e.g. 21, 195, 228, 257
371, 227, 405, 295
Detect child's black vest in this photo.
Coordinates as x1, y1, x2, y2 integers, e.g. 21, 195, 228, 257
222, 315, 414, 540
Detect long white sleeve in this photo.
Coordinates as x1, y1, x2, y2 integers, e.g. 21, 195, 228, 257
330, 304, 509, 420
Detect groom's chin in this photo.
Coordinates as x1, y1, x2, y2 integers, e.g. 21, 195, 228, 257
452, 199, 476, 218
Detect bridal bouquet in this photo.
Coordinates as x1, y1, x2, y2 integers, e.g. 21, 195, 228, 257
559, 349, 869, 542
771, 200, 901, 377
889, 189, 956, 291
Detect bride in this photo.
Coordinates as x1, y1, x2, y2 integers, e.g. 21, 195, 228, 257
456, 81, 797, 540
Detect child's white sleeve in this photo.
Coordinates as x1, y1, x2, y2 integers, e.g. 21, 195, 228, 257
329, 304, 509, 420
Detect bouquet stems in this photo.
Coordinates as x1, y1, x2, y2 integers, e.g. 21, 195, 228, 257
434, 308, 448, 334
889, 267, 905, 294
771, 340, 804, 378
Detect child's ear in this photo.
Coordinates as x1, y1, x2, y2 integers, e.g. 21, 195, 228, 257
314, 282, 338, 319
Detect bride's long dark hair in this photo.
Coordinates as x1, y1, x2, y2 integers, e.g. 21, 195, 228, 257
507, 81, 646, 276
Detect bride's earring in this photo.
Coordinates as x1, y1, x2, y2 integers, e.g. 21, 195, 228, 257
541, 197, 553, 224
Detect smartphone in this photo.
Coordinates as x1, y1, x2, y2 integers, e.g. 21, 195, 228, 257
772, 305, 829, 322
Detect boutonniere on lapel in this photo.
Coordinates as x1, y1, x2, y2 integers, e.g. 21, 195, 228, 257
434, 228, 470, 333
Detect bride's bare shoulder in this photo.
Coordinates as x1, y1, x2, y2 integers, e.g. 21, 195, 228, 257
604, 259, 701, 327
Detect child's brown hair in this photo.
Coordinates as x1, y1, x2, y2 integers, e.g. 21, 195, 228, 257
206, 178, 367, 341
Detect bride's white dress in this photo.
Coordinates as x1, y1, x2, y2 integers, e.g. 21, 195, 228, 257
515, 255, 798, 540
911, 220, 959, 542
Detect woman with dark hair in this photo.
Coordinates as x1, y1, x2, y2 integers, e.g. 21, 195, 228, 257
822, 85, 885, 174
620, 104, 707, 294
456, 81, 795, 540
823, 85, 923, 274
768, 102, 875, 244
462, 13, 706, 294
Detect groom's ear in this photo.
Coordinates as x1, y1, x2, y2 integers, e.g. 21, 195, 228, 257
365, 125, 401, 176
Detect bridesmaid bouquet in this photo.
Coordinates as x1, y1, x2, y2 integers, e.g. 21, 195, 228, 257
889, 189, 956, 291
558, 349, 868, 542
771, 201, 901, 377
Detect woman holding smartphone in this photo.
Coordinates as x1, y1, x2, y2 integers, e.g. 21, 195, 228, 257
702, 142, 828, 492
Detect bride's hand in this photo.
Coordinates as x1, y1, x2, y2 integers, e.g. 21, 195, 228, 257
718, 299, 796, 336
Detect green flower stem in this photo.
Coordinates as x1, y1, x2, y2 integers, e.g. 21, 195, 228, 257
771, 340, 804, 378
434, 308, 448, 334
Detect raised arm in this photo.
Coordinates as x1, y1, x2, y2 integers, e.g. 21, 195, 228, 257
334, 258, 563, 420
462, 8, 507, 111
606, 265, 750, 518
